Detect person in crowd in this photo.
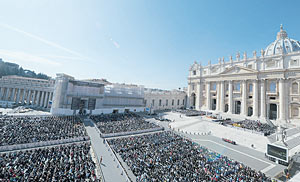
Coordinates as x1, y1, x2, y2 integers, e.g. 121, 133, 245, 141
0, 115, 87, 146
0, 142, 99, 181
90, 113, 160, 134
109, 131, 271, 182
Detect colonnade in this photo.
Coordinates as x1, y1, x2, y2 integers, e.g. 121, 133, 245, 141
0, 87, 53, 108
201, 79, 288, 121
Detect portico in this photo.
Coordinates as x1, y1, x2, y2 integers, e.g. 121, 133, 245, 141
188, 25, 300, 125
0, 75, 54, 108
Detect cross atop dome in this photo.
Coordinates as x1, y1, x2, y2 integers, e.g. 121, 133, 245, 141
276, 24, 288, 40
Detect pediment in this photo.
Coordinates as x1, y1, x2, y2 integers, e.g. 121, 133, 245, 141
219, 65, 257, 75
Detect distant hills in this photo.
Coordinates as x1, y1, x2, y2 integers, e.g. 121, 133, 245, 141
0, 58, 50, 80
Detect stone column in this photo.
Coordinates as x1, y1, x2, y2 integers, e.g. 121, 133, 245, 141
27, 90, 32, 105
220, 81, 225, 112
50, 92, 53, 101
31, 90, 36, 105
0, 87, 3, 100
36, 91, 42, 106
260, 80, 266, 119
39, 91, 45, 107
228, 81, 233, 113
15, 88, 21, 104
10, 88, 16, 101
253, 80, 259, 117
241, 80, 247, 116
43, 92, 49, 108
279, 79, 287, 121
4, 88, 10, 101
216, 82, 220, 111
21, 89, 26, 104
187, 83, 191, 108
206, 82, 211, 110
196, 82, 202, 110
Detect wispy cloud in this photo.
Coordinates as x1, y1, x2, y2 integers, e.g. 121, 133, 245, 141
0, 22, 85, 58
0, 49, 61, 67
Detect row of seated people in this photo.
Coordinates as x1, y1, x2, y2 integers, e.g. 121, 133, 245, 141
0, 115, 87, 146
90, 113, 161, 134
0, 142, 99, 181
227, 119, 276, 136
108, 131, 271, 182
175, 109, 209, 116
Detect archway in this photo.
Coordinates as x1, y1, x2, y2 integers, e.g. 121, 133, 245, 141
235, 101, 241, 114
225, 104, 229, 112
248, 107, 253, 116
190, 93, 196, 109
269, 104, 277, 120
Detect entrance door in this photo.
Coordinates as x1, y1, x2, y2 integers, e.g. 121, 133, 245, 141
235, 101, 241, 114
269, 104, 277, 120
225, 104, 229, 112
248, 107, 253, 116
190, 93, 196, 109
212, 99, 216, 110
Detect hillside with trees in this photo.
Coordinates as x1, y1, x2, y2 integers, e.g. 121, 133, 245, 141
0, 58, 50, 80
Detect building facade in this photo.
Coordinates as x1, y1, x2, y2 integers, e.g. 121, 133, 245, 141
187, 26, 300, 125
51, 73, 145, 115
144, 88, 187, 112
0, 75, 54, 108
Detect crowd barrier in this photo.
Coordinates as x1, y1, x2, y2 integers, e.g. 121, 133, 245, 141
106, 140, 132, 182
0, 136, 90, 152
101, 127, 164, 138
91, 144, 105, 182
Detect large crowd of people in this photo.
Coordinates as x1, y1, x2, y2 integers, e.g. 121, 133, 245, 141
108, 131, 271, 182
0, 115, 87, 146
175, 109, 208, 117
0, 142, 99, 181
228, 119, 276, 136
90, 113, 161, 134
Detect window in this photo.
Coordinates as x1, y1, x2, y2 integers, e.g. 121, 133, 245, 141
193, 70, 196, 75
159, 99, 162, 106
234, 82, 240, 91
292, 107, 299, 116
249, 84, 253, 92
172, 99, 174, 106
144, 100, 147, 105
152, 99, 155, 106
247, 64, 253, 69
226, 83, 229, 91
192, 84, 195, 90
290, 60, 298, 67
182, 99, 185, 105
270, 97, 276, 100
269, 82, 276, 92
212, 83, 216, 90
292, 82, 298, 94
177, 99, 180, 105
166, 100, 168, 106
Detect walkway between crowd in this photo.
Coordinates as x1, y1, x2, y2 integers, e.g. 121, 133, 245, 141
83, 119, 129, 182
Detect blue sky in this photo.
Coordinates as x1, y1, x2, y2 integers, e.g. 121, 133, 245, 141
0, 0, 299, 89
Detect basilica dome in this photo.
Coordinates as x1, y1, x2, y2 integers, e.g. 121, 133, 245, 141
264, 25, 300, 56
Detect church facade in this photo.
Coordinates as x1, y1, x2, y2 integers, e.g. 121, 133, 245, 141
187, 26, 300, 125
